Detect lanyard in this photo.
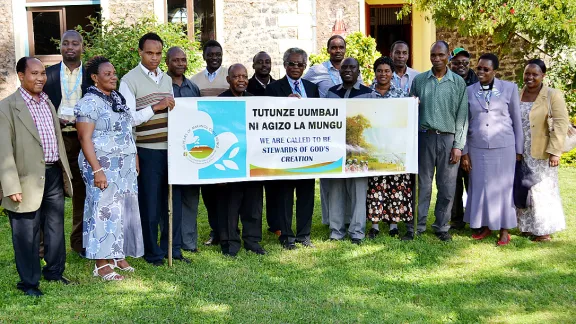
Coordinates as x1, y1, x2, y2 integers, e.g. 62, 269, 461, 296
323, 61, 341, 86
60, 63, 83, 101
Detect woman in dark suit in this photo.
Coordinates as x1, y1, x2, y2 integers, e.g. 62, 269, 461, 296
460, 53, 523, 245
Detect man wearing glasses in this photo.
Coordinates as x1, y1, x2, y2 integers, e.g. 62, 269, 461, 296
265, 48, 320, 250
449, 47, 478, 230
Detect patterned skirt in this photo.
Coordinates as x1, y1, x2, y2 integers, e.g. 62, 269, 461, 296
366, 174, 415, 223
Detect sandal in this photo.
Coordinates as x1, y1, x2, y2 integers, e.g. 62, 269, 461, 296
531, 235, 552, 242
93, 264, 124, 281
113, 259, 135, 272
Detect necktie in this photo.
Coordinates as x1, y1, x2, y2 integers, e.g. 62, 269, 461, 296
293, 80, 302, 96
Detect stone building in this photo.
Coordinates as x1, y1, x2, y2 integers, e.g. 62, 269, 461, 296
0, 0, 522, 99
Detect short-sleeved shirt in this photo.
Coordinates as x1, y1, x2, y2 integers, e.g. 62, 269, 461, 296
409, 68, 469, 149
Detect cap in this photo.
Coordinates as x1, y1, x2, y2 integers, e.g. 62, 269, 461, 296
451, 47, 470, 59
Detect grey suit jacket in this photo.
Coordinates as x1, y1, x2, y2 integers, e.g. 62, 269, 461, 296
0, 90, 73, 213
464, 78, 524, 155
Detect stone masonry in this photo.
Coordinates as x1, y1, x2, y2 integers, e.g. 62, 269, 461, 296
315, 0, 360, 51
0, 0, 16, 100
108, 0, 155, 25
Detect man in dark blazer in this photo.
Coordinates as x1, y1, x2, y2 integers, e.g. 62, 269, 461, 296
265, 48, 320, 250
43, 30, 90, 257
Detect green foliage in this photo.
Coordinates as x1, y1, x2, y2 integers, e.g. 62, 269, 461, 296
401, 0, 576, 55
76, 14, 203, 79
309, 32, 379, 84
561, 148, 576, 166
547, 52, 576, 119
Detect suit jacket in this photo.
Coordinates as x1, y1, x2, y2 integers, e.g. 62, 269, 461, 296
44, 62, 90, 111
265, 76, 320, 98
464, 78, 523, 155
0, 90, 73, 213
218, 89, 253, 97
247, 75, 275, 97
520, 85, 570, 159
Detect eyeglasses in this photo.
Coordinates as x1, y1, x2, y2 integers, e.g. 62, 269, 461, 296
285, 61, 306, 68
476, 67, 492, 72
451, 60, 469, 67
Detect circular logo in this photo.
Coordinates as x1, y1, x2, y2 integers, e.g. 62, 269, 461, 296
182, 126, 219, 164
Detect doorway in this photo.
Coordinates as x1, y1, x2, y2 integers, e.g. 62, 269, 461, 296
366, 5, 412, 64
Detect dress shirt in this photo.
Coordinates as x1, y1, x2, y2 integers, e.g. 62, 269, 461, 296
19, 88, 59, 162
286, 76, 307, 98
59, 62, 83, 126
392, 66, 419, 93
409, 68, 469, 150
172, 77, 201, 98
204, 67, 222, 83
326, 81, 377, 99
303, 60, 364, 98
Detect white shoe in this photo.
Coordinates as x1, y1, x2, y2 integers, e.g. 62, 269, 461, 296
93, 264, 124, 281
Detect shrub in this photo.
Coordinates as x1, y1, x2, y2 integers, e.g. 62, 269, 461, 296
309, 32, 379, 85
547, 51, 576, 120
561, 148, 576, 167
73, 14, 203, 79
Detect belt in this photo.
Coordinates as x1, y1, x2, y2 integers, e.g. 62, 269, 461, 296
62, 130, 78, 137
45, 161, 60, 169
420, 129, 453, 135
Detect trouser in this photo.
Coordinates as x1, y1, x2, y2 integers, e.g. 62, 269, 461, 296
173, 185, 200, 250
264, 184, 281, 232
408, 132, 459, 234
62, 133, 86, 253
327, 177, 368, 240
217, 182, 263, 254
320, 179, 330, 225
8, 165, 65, 291
451, 167, 469, 225
201, 184, 219, 240
138, 148, 183, 263
266, 179, 315, 244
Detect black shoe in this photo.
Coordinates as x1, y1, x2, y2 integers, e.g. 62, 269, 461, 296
23, 288, 43, 297
401, 231, 415, 241
450, 222, 466, 230
204, 237, 220, 246
329, 238, 343, 242
222, 251, 238, 258
173, 255, 191, 264
297, 239, 315, 248
183, 248, 199, 253
151, 259, 164, 266
247, 247, 267, 255
282, 241, 297, 250
77, 251, 87, 259
389, 228, 399, 237
367, 228, 380, 239
435, 232, 452, 242
351, 238, 362, 245
46, 276, 72, 285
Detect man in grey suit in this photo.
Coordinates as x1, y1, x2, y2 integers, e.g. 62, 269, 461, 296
0, 57, 73, 296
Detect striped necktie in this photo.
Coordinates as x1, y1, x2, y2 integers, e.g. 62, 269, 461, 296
293, 80, 302, 96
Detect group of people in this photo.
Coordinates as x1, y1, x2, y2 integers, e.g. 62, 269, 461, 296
0, 30, 570, 297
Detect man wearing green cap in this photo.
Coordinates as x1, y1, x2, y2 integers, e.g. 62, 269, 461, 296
450, 47, 478, 86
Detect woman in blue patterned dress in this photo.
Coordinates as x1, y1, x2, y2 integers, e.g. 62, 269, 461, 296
75, 56, 143, 280
366, 57, 415, 239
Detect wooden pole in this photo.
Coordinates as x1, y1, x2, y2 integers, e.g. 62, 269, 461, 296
168, 184, 173, 267
414, 173, 418, 232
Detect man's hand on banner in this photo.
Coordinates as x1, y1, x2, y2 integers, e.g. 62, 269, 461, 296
153, 97, 176, 112
288, 94, 301, 98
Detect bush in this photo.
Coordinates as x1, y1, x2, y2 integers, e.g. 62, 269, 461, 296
561, 148, 576, 167
74, 14, 203, 79
309, 32, 379, 85
547, 51, 576, 120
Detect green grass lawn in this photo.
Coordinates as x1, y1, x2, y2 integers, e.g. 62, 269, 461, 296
1, 169, 575, 323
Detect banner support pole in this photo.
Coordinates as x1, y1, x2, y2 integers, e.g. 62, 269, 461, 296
168, 184, 173, 267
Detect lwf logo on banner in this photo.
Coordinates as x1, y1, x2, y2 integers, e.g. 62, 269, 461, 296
168, 97, 418, 185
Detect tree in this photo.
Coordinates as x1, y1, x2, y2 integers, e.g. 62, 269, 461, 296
346, 114, 372, 149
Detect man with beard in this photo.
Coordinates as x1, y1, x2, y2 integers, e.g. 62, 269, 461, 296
325, 58, 376, 244
449, 47, 478, 230
247, 51, 275, 97
43, 30, 90, 257
390, 41, 420, 93
166, 46, 200, 257
190, 40, 228, 246
216, 64, 266, 257
266, 47, 319, 250
403, 41, 468, 242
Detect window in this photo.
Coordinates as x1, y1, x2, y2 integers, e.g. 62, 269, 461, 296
167, 0, 215, 43
27, 4, 101, 65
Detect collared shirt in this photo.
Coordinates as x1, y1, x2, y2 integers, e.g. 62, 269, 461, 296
303, 61, 341, 98
19, 87, 59, 162
59, 62, 83, 122
139, 62, 164, 84
392, 66, 419, 93
370, 82, 409, 99
172, 77, 201, 98
204, 67, 222, 83
326, 81, 377, 99
409, 68, 469, 150
286, 76, 307, 98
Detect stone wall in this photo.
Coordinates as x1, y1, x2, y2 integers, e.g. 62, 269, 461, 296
107, 0, 155, 25
315, 0, 360, 51
221, 0, 315, 79
437, 27, 529, 82
0, 0, 16, 100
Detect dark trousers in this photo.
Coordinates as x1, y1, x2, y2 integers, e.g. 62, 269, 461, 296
266, 179, 315, 244
174, 185, 200, 250
201, 184, 219, 240
409, 132, 459, 234
138, 148, 183, 262
216, 182, 263, 254
8, 165, 65, 291
264, 185, 281, 232
62, 133, 86, 253
451, 167, 469, 225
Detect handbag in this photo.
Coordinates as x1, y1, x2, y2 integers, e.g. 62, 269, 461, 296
546, 88, 576, 152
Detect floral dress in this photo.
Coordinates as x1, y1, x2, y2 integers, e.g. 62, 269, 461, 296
75, 91, 144, 259
516, 101, 566, 235
367, 83, 415, 223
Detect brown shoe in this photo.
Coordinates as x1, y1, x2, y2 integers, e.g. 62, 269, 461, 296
531, 235, 551, 242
